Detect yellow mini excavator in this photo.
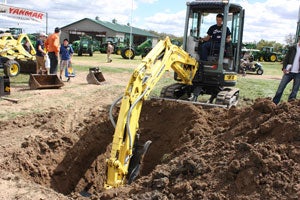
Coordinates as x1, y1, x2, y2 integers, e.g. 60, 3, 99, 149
105, 0, 245, 188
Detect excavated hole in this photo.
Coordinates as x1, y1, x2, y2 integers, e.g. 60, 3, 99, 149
13, 99, 202, 196
5, 98, 299, 199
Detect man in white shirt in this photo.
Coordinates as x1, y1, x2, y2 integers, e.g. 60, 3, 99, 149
273, 35, 300, 104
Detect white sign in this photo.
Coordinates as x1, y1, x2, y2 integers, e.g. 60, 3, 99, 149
0, 4, 46, 23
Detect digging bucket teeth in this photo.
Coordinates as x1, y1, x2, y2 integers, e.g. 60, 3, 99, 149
29, 74, 64, 90
86, 67, 105, 85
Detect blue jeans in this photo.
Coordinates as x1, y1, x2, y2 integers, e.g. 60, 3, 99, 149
273, 72, 300, 104
200, 41, 220, 61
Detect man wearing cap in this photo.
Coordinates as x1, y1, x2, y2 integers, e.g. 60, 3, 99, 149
45, 27, 61, 74
35, 32, 47, 74
273, 35, 300, 104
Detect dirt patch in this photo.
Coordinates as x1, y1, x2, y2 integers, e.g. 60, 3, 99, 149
0, 96, 299, 199
0, 56, 298, 199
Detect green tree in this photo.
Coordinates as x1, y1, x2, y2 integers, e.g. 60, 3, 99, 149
256, 39, 283, 52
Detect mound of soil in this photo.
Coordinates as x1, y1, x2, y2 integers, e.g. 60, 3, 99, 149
0, 98, 299, 199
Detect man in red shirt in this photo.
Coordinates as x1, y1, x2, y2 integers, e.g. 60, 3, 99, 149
45, 27, 60, 74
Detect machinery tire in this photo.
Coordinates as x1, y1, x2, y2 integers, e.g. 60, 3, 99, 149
259, 56, 264, 62
4, 59, 20, 77
269, 54, 277, 62
78, 50, 82, 56
121, 47, 135, 59
116, 49, 122, 55
256, 69, 263, 75
17, 59, 36, 74
160, 83, 188, 100
89, 50, 93, 56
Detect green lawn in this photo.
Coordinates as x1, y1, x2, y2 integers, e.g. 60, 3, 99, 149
238, 61, 293, 103
3, 52, 294, 105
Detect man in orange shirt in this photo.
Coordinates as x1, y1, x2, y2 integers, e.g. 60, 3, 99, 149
45, 27, 60, 74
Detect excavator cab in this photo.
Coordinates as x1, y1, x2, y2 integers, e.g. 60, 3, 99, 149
162, 1, 245, 106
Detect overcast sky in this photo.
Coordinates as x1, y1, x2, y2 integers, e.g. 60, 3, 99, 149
1, 0, 300, 44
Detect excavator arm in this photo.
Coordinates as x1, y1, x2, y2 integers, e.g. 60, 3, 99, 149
105, 37, 198, 188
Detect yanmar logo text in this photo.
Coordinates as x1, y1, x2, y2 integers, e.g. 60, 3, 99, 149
9, 7, 44, 20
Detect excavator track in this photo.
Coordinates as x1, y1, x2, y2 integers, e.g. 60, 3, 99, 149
215, 88, 239, 108
160, 83, 188, 99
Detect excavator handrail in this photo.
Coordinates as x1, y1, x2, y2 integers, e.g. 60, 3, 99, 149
105, 37, 198, 188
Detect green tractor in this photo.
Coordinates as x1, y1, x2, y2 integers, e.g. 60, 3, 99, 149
254, 46, 282, 62
121, 39, 152, 59
99, 40, 126, 55
71, 40, 80, 53
77, 35, 93, 56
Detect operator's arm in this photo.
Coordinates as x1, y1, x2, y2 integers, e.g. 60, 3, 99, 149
202, 35, 211, 42
226, 27, 231, 43
201, 25, 213, 42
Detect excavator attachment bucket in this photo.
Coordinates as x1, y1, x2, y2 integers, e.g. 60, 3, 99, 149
86, 67, 105, 85
29, 74, 64, 90
18, 59, 36, 74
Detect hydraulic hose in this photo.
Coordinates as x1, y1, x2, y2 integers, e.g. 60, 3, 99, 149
109, 95, 123, 128
126, 85, 150, 149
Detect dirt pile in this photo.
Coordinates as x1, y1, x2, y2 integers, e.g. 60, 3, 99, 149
98, 98, 299, 200
0, 98, 299, 199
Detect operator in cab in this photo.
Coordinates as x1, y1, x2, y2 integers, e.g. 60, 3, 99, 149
199, 13, 231, 61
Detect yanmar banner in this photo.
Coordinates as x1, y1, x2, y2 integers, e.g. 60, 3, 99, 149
0, 4, 46, 23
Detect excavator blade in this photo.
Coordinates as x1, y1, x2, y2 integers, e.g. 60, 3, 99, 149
127, 140, 152, 184
151, 97, 228, 108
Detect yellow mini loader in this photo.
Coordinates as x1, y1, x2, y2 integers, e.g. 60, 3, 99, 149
0, 33, 63, 89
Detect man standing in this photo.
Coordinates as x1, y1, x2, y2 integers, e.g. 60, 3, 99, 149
45, 27, 60, 74
200, 13, 231, 61
107, 41, 114, 63
273, 36, 300, 104
35, 32, 47, 74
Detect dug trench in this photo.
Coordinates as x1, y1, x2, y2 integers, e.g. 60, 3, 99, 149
0, 98, 299, 199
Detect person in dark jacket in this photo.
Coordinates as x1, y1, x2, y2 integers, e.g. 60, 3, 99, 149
273, 36, 300, 104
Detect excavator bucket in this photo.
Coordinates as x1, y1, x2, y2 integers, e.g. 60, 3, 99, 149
86, 67, 105, 85
18, 59, 36, 74
29, 74, 64, 90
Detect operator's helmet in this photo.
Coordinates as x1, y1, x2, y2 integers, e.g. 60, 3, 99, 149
249, 55, 254, 62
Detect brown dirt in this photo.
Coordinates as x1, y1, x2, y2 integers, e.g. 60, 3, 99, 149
0, 58, 299, 199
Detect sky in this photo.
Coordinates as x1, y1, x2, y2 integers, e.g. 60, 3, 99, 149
1, 0, 300, 44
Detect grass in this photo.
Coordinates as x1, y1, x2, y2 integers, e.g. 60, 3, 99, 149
2, 52, 294, 105
238, 61, 294, 102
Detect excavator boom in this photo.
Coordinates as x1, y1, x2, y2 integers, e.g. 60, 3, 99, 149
105, 37, 198, 188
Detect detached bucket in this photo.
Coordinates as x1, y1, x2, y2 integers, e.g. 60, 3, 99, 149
0, 76, 10, 96
29, 74, 64, 90
86, 67, 105, 85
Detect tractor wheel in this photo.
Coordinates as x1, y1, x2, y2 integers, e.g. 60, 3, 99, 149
4, 59, 20, 77
116, 49, 122, 55
78, 50, 82, 56
269, 54, 277, 62
259, 56, 264, 62
89, 50, 93, 56
121, 47, 135, 59
256, 69, 263, 75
